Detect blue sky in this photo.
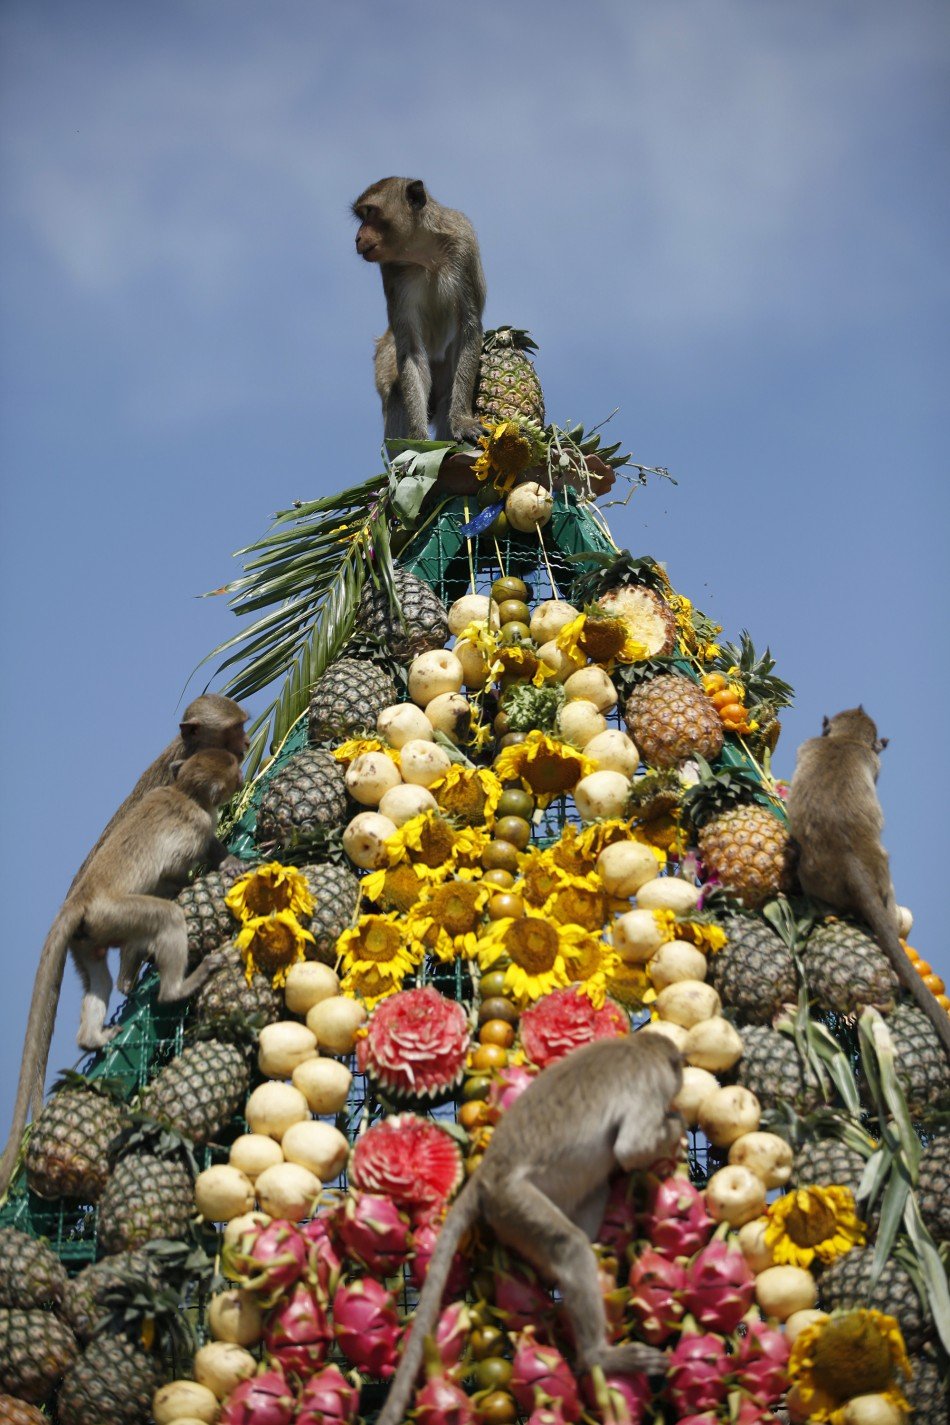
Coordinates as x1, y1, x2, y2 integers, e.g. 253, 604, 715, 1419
1, 0, 948, 1131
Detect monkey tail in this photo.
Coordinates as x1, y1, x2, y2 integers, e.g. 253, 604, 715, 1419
376, 1177, 481, 1425
850, 865, 950, 1061
0, 901, 83, 1196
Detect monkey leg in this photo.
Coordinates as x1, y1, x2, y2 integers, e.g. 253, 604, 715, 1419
615, 1104, 683, 1174
74, 947, 119, 1050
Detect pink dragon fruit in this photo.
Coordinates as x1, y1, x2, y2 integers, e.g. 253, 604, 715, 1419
491, 1258, 556, 1334
219, 1369, 295, 1425
733, 1318, 790, 1405
510, 1329, 582, 1422
582, 1371, 651, 1425
640, 1173, 713, 1259
263, 1280, 333, 1379
300, 1213, 343, 1301
731, 1395, 774, 1424
434, 1300, 472, 1377
223, 1218, 308, 1305
333, 1276, 402, 1379
410, 1212, 471, 1298
627, 1248, 687, 1345
683, 1239, 755, 1335
597, 1176, 638, 1258
296, 1363, 361, 1425
487, 1063, 537, 1118
335, 1190, 412, 1275
413, 1375, 477, 1425
525, 1408, 573, 1425
666, 1325, 731, 1416
673, 1415, 721, 1425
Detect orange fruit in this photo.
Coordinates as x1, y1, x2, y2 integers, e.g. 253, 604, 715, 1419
915, 960, 933, 978
477, 1391, 518, 1424
479, 1019, 515, 1048
471, 1043, 508, 1072
923, 973, 946, 995
459, 1100, 488, 1131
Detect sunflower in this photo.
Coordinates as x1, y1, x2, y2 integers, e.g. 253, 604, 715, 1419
406, 879, 492, 962
547, 824, 592, 876
560, 931, 622, 1008
236, 910, 315, 986
476, 912, 601, 1006
385, 811, 489, 882
765, 1184, 866, 1268
431, 764, 503, 827
542, 872, 612, 931
361, 862, 427, 914
555, 610, 647, 666
789, 1309, 911, 1422
496, 643, 553, 687
605, 961, 650, 1008
225, 862, 315, 922
576, 819, 665, 867
336, 913, 421, 1007
493, 730, 596, 808
517, 846, 577, 907
676, 919, 728, 954
472, 420, 545, 493
331, 736, 399, 766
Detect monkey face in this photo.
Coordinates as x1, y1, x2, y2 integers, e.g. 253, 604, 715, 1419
354, 213, 385, 262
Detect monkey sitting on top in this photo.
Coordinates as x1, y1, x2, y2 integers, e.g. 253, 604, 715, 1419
352, 177, 486, 443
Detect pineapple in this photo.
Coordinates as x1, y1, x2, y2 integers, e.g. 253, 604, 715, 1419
803, 918, 898, 1016
300, 860, 361, 965
308, 656, 399, 743
883, 1003, 950, 1114
736, 1024, 822, 1113
683, 763, 793, 909
791, 1136, 868, 1199
177, 864, 247, 969
57, 1332, 162, 1425
0, 1229, 67, 1310
475, 326, 545, 427
196, 957, 284, 1024
61, 1251, 158, 1343
0, 1394, 47, 1424
96, 1153, 194, 1254
25, 1079, 130, 1202
139, 1038, 250, 1146
0, 1308, 78, 1405
256, 748, 348, 851
819, 1248, 929, 1352
624, 672, 723, 769
916, 1132, 950, 1243
354, 567, 449, 662
706, 914, 797, 1024
906, 1346, 950, 1425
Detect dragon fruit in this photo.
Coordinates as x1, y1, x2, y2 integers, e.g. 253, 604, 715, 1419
413, 1375, 477, 1425
333, 1276, 402, 1379
263, 1280, 333, 1379
335, 1190, 412, 1275
683, 1239, 755, 1335
673, 1415, 720, 1425
219, 1370, 295, 1425
731, 1395, 774, 1424
640, 1173, 713, 1258
223, 1218, 308, 1305
434, 1300, 472, 1376
526, 1408, 573, 1425
410, 1212, 470, 1298
627, 1248, 687, 1345
487, 1063, 537, 1118
296, 1363, 361, 1425
301, 1213, 343, 1301
510, 1329, 582, 1421
733, 1318, 790, 1405
597, 1175, 638, 1258
666, 1325, 731, 1416
582, 1371, 651, 1425
490, 1258, 556, 1334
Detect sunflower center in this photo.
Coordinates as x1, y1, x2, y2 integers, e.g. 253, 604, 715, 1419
580, 616, 627, 661
356, 922, 405, 963
526, 748, 581, 795
785, 1192, 840, 1248
438, 777, 486, 825
430, 882, 482, 935
418, 821, 457, 868
811, 1315, 895, 1397
505, 919, 560, 974
548, 886, 605, 931
252, 920, 300, 969
523, 862, 561, 906
375, 864, 423, 913
565, 937, 604, 980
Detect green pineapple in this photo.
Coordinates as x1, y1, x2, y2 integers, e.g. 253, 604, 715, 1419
196, 957, 284, 1024
683, 763, 793, 909
61, 1251, 158, 1343
57, 1332, 162, 1425
475, 326, 545, 427
791, 1136, 869, 1199
0, 1394, 47, 1424
139, 1038, 250, 1146
906, 1346, 950, 1425
256, 748, 348, 851
707, 914, 797, 1024
884, 1003, 950, 1114
0, 1229, 67, 1310
354, 567, 449, 662
25, 1079, 130, 1202
308, 656, 398, 743
803, 918, 898, 1016
736, 1024, 822, 1113
300, 860, 361, 964
177, 864, 247, 968
916, 1132, 950, 1244
819, 1248, 929, 1352
0, 1308, 78, 1405
96, 1153, 194, 1254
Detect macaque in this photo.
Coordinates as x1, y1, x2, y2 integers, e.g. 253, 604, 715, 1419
376, 1032, 683, 1425
787, 707, 950, 1057
0, 748, 244, 1195
352, 177, 486, 443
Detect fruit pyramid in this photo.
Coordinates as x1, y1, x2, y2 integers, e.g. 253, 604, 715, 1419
1, 333, 949, 1423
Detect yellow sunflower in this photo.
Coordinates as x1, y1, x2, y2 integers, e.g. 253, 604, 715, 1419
331, 736, 399, 766
542, 872, 612, 932
406, 879, 492, 962
517, 846, 577, 907
236, 911, 315, 986
361, 862, 427, 914
225, 862, 315, 923
765, 1185, 866, 1268
575, 819, 666, 867
496, 643, 553, 687
385, 811, 489, 882
555, 611, 647, 666
606, 961, 651, 1008
676, 919, 728, 954
560, 931, 622, 1008
472, 420, 544, 493
547, 824, 592, 876
493, 731, 596, 809
789, 1309, 911, 1422
336, 913, 421, 1007
431, 764, 503, 827
476, 912, 599, 1006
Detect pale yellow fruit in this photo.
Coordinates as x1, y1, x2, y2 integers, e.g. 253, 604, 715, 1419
377, 703, 434, 747
611, 907, 666, 963
896, 905, 913, 937
257, 1021, 318, 1079
728, 1130, 794, 1188
529, 599, 579, 644
506, 480, 553, 532
221, 1211, 271, 1262
641, 1019, 689, 1051
399, 738, 453, 787
737, 1217, 775, 1274
754, 1264, 818, 1320
281, 1119, 350, 1181
537, 639, 586, 682
193, 1341, 257, 1401
343, 811, 397, 870
207, 1289, 263, 1347
453, 638, 491, 690
683, 1016, 744, 1072
697, 1085, 761, 1146
649, 940, 707, 990
244, 1081, 310, 1141
153, 1380, 220, 1424
194, 1164, 255, 1223
636, 877, 701, 915
378, 782, 438, 825
574, 770, 631, 822
672, 1065, 719, 1126
596, 840, 659, 897
345, 751, 402, 807
705, 1163, 767, 1226
556, 699, 607, 748
583, 728, 639, 776
254, 1161, 322, 1220
784, 1308, 828, 1347
306, 995, 367, 1054
425, 692, 471, 743
283, 961, 340, 1016
563, 666, 617, 713
408, 649, 464, 705
841, 1396, 904, 1425
293, 1056, 353, 1114
654, 978, 720, 1028
448, 594, 499, 634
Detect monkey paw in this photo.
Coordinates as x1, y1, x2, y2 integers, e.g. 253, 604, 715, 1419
596, 1342, 668, 1379
77, 1026, 120, 1052
451, 414, 487, 445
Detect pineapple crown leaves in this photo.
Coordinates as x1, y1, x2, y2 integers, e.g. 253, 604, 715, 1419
681, 754, 785, 829
254, 821, 348, 867
626, 766, 686, 813
183, 1011, 262, 1054
49, 1069, 131, 1105
611, 655, 688, 703
713, 630, 795, 711
95, 1239, 213, 1366
335, 633, 410, 691
566, 550, 670, 606
111, 1117, 200, 1179
482, 325, 539, 356
500, 679, 565, 733
762, 894, 817, 952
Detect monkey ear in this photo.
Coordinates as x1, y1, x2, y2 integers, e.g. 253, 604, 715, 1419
877, 736, 889, 752
406, 179, 427, 210
821, 715, 831, 735
180, 718, 198, 739
170, 759, 185, 781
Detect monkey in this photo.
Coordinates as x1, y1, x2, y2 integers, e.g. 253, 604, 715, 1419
352, 177, 486, 444
787, 706, 950, 1059
375, 1031, 684, 1425
0, 747, 244, 1195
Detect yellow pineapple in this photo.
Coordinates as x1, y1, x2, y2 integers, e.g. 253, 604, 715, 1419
684, 761, 793, 908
